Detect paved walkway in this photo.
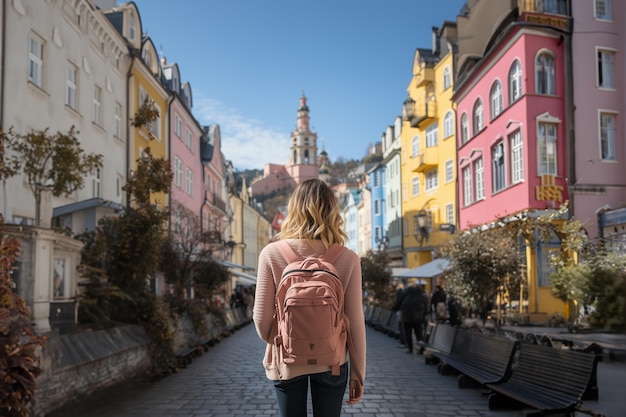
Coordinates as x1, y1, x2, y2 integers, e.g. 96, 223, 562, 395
48, 324, 626, 417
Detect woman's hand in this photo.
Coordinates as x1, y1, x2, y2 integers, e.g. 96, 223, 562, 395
346, 379, 363, 404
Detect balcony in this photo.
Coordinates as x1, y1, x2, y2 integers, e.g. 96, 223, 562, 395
413, 66, 435, 87
408, 100, 437, 128
205, 191, 227, 213
412, 148, 439, 173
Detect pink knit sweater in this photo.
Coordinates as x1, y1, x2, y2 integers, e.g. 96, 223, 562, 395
253, 239, 366, 388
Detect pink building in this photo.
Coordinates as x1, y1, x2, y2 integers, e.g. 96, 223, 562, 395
163, 61, 205, 221
201, 124, 229, 238
569, 0, 626, 240
250, 94, 319, 197
455, 11, 570, 229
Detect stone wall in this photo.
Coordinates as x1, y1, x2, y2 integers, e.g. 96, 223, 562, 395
33, 325, 150, 417
33, 309, 249, 417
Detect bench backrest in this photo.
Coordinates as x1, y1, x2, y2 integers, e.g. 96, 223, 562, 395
451, 329, 519, 378
430, 324, 457, 353
510, 343, 597, 400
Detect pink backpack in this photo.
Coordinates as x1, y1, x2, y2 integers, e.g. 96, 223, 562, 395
274, 241, 348, 375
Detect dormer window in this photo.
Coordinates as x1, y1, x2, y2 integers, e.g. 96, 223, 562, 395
129, 18, 136, 41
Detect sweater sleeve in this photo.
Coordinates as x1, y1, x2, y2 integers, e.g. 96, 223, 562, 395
342, 250, 367, 385
253, 244, 282, 344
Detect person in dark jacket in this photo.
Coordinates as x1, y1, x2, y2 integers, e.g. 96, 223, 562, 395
392, 284, 407, 348
395, 284, 429, 354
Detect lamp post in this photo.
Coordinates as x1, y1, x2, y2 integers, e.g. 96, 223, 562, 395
224, 237, 246, 262
414, 210, 429, 246
375, 235, 389, 251
403, 96, 415, 121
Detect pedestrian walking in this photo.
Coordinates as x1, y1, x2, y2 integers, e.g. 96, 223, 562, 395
392, 284, 407, 348
395, 282, 429, 354
253, 179, 366, 417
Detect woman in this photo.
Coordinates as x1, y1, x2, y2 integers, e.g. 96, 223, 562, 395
253, 179, 366, 417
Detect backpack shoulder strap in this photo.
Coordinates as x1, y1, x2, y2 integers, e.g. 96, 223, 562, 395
322, 244, 347, 264
274, 240, 301, 264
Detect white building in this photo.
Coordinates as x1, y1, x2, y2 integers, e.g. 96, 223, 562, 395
0, 0, 130, 231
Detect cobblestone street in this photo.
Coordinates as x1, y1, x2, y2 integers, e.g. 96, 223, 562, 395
48, 324, 625, 417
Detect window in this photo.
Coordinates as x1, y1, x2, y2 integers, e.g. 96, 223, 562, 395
509, 60, 522, 104
443, 66, 451, 90
461, 113, 469, 145
597, 49, 614, 88
425, 124, 438, 147
536, 53, 555, 95
425, 168, 438, 191
411, 135, 419, 157
600, 112, 616, 160
174, 157, 183, 187
372, 171, 379, 187
537, 122, 557, 175
490, 81, 503, 120
92, 168, 101, 198
374, 199, 380, 215
537, 0, 567, 14
474, 158, 485, 200
93, 86, 102, 125
445, 160, 454, 183
492, 142, 506, 192
66, 64, 77, 108
114, 102, 122, 138
186, 129, 193, 150
473, 99, 483, 136
186, 168, 193, 196
28, 34, 44, 87
174, 114, 182, 137
411, 176, 420, 196
140, 89, 161, 139
129, 18, 136, 40
443, 111, 454, 138
510, 131, 524, 183
445, 203, 454, 225
595, 0, 611, 19
463, 166, 472, 206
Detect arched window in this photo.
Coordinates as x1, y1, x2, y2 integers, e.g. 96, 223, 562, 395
443, 66, 451, 90
536, 52, 555, 95
304, 149, 309, 164
411, 135, 420, 157
473, 98, 483, 136
509, 60, 522, 104
490, 81, 503, 120
461, 113, 469, 145
443, 111, 454, 138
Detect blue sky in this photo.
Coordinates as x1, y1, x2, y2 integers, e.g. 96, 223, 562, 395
131, 1, 467, 171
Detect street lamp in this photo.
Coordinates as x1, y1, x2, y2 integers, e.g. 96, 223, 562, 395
414, 210, 429, 246
375, 235, 389, 251
224, 237, 246, 261
403, 96, 415, 121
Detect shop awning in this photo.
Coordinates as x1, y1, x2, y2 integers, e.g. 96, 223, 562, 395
393, 258, 450, 278
217, 260, 255, 271
229, 270, 257, 286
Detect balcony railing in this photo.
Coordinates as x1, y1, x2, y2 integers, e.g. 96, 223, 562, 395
412, 148, 439, 173
408, 100, 437, 128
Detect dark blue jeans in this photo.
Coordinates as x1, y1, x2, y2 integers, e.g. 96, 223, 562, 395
273, 363, 348, 417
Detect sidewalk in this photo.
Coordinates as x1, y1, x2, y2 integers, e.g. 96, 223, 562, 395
47, 323, 625, 417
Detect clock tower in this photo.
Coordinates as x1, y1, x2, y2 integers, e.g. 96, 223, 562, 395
286, 93, 319, 184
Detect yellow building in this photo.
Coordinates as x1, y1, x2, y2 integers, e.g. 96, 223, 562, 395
401, 23, 458, 290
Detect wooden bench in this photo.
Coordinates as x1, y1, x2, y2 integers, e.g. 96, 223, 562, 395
434, 328, 519, 388
175, 346, 200, 368
486, 343, 600, 416
420, 323, 457, 365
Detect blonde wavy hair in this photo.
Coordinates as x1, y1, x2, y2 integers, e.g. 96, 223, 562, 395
278, 179, 348, 248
